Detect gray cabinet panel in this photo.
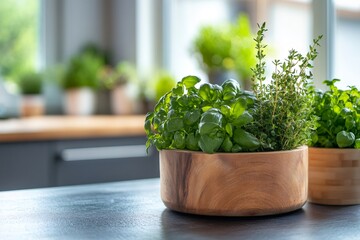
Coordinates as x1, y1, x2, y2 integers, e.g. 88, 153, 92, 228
0, 142, 52, 191
0, 136, 159, 190
54, 136, 159, 186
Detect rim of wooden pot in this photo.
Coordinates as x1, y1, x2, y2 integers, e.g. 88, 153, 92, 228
309, 147, 360, 154
161, 145, 307, 156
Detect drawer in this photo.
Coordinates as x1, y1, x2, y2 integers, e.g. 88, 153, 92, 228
0, 142, 52, 190
54, 136, 159, 186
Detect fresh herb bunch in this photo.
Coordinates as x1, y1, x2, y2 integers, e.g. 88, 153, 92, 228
311, 79, 360, 148
18, 71, 43, 95
145, 76, 260, 154
246, 23, 322, 151
145, 23, 322, 154
63, 50, 104, 90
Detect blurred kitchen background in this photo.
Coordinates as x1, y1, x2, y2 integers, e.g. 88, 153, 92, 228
0, 0, 359, 190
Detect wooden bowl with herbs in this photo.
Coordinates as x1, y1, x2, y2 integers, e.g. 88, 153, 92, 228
309, 80, 360, 205
145, 24, 322, 216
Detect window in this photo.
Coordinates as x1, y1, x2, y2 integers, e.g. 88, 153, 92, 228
164, 0, 360, 90
334, 0, 360, 88
165, 0, 313, 84
167, 0, 235, 82
0, 0, 40, 87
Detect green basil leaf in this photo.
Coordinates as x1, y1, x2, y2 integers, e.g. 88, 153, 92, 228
221, 135, 233, 152
345, 117, 356, 130
220, 105, 231, 118
144, 112, 154, 135
233, 128, 260, 151
172, 85, 184, 95
184, 109, 201, 126
231, 98, 247, 118
222, 79, 240, 101
199, 83, 211, 101
200, 108, 223, 126
182, 75, 201, 89
355, 139, 360, 149
339, 92, 349, 103
186, 132, 200, 151
232, 111, 253, 127
172, 131, 186, 149
231, 144, 242, 153
166, 118, 184, 132
225, 123, 233, 137
199, 122, 220, 135
336, 130, 355, 148
202, 106, 212, 112
198, 133, 224, 154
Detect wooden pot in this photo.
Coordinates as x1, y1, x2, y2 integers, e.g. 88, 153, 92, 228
160, 146, 308, 216
308, 147, 360, 205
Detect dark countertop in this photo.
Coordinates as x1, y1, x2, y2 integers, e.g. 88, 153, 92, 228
1, 178, 360, 240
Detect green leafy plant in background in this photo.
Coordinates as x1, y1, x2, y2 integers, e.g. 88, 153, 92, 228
18, 71, 43, 95
144, 71, 177, 103
311, 79, 360, 148
153, 72, 177, 102
63, 50, 104, 90
101, 62, 137, 90
247, 23, 322, 151
145, 23, 321, 154
193, 25, 233, 72
193, 14, 256, 87
0, 0, 39, 84
231, 15, 256, 83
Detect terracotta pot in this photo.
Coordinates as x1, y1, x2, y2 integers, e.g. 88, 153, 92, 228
308, 147, 360, 205
64, 88, 95, 115
160, 146, 308, 216
21, 95, 45, 117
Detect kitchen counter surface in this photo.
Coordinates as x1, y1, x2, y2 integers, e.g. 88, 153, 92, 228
1, 178, 360, 239
0, 115, 145, 142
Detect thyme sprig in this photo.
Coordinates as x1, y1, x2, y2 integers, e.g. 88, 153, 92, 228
248, 23, 322, 151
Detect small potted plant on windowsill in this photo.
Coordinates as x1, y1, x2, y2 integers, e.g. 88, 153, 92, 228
193, 14, 256, 88
62, 51, 103, 115
145, 24, 322, 216
101, 62, 140, 115
308, 79, 360, 205
18, 71, 44, 117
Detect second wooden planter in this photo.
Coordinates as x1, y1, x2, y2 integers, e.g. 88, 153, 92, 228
309, 147, 360, 205
160, 146, 308, 216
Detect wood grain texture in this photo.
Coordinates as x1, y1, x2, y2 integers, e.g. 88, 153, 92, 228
0, 115, 146, 142
308, 147, 360, 205
160, 146, 308, 216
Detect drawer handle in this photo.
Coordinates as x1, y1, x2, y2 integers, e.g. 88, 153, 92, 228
60, 145, 148, 161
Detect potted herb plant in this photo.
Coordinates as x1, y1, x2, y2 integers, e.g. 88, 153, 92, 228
193, 14, 256, 87
101, 62, 139, 115
145, 23, 322, 216
18, 71, 44, 117
308, 79, 360, 205
193, 24, 234, 85
62, 50, 104, 115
